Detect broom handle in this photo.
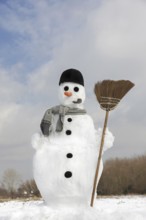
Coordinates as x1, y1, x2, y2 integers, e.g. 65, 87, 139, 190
90, 110, 109, 207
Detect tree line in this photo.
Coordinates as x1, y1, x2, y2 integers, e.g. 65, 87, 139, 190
0, 169, 40, 199
0, 155, 146, 199
98, 155, 146, 195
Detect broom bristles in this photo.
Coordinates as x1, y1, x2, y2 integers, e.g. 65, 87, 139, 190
94, 80, 135, 111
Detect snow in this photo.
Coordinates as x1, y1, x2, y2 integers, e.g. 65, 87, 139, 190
0, 196, 145, 220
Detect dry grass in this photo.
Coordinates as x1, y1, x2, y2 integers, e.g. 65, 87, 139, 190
98, 155, 146, 195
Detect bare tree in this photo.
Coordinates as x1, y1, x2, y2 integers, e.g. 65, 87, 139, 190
0, 187, 8, 198
2, 169, 21, 199
18, 179, 41, 198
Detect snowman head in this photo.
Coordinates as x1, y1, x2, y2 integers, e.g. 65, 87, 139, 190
58, 69, 86, 108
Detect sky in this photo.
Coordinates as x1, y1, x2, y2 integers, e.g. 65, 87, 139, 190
0, 0, 146, 181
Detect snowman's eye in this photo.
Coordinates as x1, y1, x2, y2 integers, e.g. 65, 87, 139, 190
74, 87, 79, 92
64, 86, 69, 91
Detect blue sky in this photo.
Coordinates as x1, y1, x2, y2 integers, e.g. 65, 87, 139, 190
0, 0, 101, 70
0, 0, 146, 180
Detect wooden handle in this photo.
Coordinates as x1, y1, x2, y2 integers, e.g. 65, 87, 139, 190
90, 110, 109, 207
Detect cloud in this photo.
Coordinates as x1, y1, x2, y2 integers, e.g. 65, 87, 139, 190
0, 0, 100, 68
0, 0, 146, 179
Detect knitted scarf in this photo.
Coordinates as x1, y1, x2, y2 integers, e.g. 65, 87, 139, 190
40, 105, 86, 136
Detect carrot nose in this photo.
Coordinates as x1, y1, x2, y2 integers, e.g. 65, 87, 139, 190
64, 91, 72, 97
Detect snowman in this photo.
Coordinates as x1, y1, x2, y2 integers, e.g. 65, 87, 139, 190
32, 68, 114, 208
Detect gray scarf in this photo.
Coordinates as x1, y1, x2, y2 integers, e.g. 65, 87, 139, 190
40, 105, 86, 136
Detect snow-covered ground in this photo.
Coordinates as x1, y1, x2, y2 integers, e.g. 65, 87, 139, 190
0, 196, 145, 220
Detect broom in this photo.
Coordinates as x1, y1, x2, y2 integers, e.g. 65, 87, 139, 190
90, 80, 135, 207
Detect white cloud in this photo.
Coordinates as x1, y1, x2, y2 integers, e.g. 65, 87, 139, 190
0, 0, 98, 66
0, 67, 25, 103
0, 0, 146, 179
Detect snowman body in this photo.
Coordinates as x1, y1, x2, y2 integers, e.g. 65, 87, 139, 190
33, 113, 103, 207
32, 69, 113, 207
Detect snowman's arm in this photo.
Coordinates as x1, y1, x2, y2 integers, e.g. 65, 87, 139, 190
31, 132, 49, 150
95, 127, 115, 153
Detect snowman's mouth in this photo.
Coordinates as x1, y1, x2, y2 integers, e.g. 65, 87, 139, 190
73, 99, 82, 104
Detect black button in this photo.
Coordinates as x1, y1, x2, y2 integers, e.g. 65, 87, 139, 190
67, 118, 72, 122
64, 171, 72, 178
66, 130, 72, 135
66, 153, 73, 158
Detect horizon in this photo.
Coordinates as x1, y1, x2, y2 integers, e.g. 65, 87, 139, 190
0, 0, 146, 180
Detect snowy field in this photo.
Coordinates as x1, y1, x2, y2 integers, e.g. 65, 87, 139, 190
0, 196, 145, 220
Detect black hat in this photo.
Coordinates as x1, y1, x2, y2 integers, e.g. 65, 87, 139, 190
59, 68, 84, 86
